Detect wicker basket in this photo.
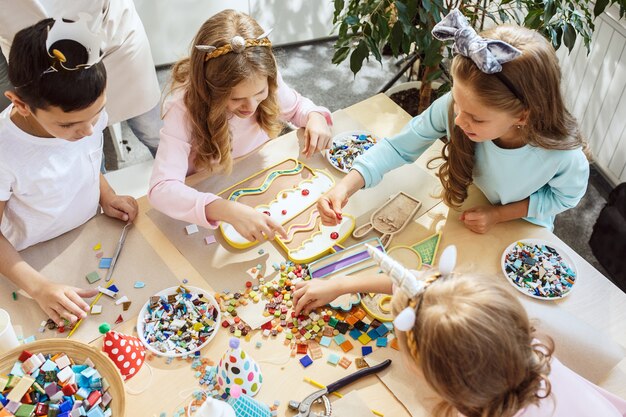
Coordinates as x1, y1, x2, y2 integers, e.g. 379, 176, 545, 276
0, 339, 125, 416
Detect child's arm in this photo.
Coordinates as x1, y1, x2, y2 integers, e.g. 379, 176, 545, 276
302, 111, 332, 158
461, 149, 589, 233
317, 169, 365, 225
99, 174, 138, 222
461, 198, 530, 234
275, 72, 333, 157
0, 201, 98, 325
292, 273, 392, 315
317, 93, 451, 226
205, 199, 287, 242
349, 92, 451, 189
149, 99, 287, 240
526, 150, 589, 223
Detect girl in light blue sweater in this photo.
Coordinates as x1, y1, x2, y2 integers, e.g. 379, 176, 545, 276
319, 10, 588, 233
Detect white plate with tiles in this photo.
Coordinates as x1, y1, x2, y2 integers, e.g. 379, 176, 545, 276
501, 239, 577, 300
324, 130, 380, 174
137, 286, 221, 357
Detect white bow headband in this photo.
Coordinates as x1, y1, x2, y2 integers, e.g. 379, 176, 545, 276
366, 244, 457, 331
432, 9, 526, 104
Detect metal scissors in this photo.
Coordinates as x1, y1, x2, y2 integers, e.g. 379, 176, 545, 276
288, 359, 391, 417
105, 222, 133, 281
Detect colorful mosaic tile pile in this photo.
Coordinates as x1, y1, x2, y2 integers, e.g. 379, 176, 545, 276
0, 351, 113, 417
215, 261, 399, 368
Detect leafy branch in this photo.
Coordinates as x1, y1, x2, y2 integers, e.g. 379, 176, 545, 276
332, 0, 625, 113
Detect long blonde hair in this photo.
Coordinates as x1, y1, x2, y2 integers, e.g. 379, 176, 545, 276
436, 25, 586, 207
168, 9, 282, 174
392, 272, 553, 417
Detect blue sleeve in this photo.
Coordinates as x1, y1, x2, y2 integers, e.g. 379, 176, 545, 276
527, 148, 589, 220
351, 92, 451, 188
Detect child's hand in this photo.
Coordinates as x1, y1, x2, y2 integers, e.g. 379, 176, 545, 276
228, 203, 288, 242
101, 194, 138, 222
302, 112, 332, 158
317, 185, 349, 226
461, 205, 500, 234
31, 281, 98, 326
292, 279, 343, 315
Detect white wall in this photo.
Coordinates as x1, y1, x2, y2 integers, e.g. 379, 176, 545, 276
133, 1, 336, 66
557, 5, 626, 186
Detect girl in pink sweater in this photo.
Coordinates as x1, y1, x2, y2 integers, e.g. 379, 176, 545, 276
149, 9, 332, 241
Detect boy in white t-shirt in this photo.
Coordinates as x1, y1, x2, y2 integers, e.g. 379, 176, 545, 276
0, 18, 138, 326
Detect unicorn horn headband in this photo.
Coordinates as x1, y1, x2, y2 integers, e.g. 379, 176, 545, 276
196, 28, 273, 61
44, 13, 105, 73
366, 244, 457, 331
432, 9, 526, 104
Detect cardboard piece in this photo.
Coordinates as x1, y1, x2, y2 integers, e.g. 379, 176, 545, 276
0, 214, 179, 343
369, 348, 438, 417
331, 391, 376, 417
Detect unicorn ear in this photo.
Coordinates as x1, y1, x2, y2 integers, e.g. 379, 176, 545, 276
438, 245, 457, 277
393, 307, 416, 331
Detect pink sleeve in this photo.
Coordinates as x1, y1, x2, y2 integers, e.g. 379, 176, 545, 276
148, 97, 220, 229
277, 72, 333, 128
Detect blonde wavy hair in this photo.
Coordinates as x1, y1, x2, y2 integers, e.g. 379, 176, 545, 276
392, 272, 554, 417
167, 9, 282, 174
434, 25, 587, 207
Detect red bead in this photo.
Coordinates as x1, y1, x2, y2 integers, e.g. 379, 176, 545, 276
281, 209, 287, 215
330, 232, 339, 239
245, 281, 252, 288
301, 189, 310, 196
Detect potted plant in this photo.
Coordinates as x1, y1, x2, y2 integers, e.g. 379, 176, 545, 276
331, 0, 626, 114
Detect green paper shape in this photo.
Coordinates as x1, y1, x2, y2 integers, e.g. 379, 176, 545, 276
411, 233, 441, 265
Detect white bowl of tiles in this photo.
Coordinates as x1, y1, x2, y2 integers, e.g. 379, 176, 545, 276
325, 130, 380, 174
137, 285, 221, 357
501, 239, 577, 301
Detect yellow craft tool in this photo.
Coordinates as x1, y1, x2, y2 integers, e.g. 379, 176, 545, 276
66, 280, 114, 338
303, 377, 342, 398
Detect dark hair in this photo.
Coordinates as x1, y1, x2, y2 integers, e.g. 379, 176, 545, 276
8, 18, 107, 112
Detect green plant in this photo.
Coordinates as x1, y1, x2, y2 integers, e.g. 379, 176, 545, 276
332, 0, 626, 113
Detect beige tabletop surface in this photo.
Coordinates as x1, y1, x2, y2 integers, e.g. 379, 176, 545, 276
3, 94, 625, 417
126, 93, 626, 416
